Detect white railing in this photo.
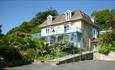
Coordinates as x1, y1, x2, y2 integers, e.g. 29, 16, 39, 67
32, 33, 41, 38
41, 27, 82, 37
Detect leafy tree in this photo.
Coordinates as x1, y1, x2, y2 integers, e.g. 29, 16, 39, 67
3, 9, 58, 62
0, 25, 22, 62
92, 8, 115, 54
111, 8, 115, 20
91, 9, 113, 30
0, 46, 22, 61
7, 9, 58, 35
0, 25, 6, 48
98, 31, 115, 54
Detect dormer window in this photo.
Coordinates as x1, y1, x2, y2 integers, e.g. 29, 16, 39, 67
64, 10, 72, 20
47, 15, 52, 24
90, 17, 95, 23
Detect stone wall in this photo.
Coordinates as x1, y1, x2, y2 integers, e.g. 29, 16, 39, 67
81, 20, 93, 49
46, 51, 93, 65
94, 51, 115, 61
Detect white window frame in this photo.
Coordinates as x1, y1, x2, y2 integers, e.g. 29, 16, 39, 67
47, 15, 52, 24
64, 10, 72, 20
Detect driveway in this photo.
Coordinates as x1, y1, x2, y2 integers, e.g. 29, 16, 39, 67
3, 60, 115, 70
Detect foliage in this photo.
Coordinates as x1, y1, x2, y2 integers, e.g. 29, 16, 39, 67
111, 8, 115, 20
91, 8, 114, 30
55, 40, 86, 54
32, 39, 64, 61
0, 32, 23, 62
38, 46, 64, 61
6, 9, 58, 35
99, 44, 112, 54
55, 40, 72, 50
98, 31, 115, 54
0, 9, 58, 62
100, 32, 113, 45
0, 8, 89, 65
77, 48, 86, 53
111, 41, 115, 52
0, 9, 59, 67
31, 39, 86, 61
0, 46, 22, 61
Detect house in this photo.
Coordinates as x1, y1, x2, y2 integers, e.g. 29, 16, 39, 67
34, 10, 98, 49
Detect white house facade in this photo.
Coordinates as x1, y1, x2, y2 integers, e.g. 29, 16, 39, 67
33, 10, 98, 49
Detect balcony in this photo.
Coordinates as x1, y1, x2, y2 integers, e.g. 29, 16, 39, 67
41, 27, 82, 37
32, 33, 41, 38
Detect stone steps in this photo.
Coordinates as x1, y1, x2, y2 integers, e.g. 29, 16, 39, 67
46, 51, 93, 65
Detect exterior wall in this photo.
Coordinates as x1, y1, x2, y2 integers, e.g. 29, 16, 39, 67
40, 20, 98, 49
94, 51, 115, 61
45, 32, 78, 47
81, 21, 94, 49
41, 20, 82, 37
92, 28, 98, 38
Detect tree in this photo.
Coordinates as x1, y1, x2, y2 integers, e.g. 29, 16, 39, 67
4, 9, 58, 62
98, 31, 115, 54
91, 9, 113, 30
0, 25, 5, 47
0, 25, 22, 62
111, 8, 115, 20
29, 9, 58, 33
6, 9, 58, 35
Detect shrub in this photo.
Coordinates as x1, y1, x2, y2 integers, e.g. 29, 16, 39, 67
77, 48, 86, 53
98, 44, 112, 54
98, 31, 115, 54
0, 46, 22, 61
55, 40, 86, 54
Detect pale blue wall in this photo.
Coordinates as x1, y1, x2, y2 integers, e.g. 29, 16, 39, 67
39, 32, 84, 48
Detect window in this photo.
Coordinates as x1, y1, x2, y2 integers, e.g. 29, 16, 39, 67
64, 34, 69, 41
64, 24, 69, 32
57, 27, 60, 33
64, 10, 72, 20
47, 15, 52, 24
46, 28, 50, 34
50, 36, 56, 45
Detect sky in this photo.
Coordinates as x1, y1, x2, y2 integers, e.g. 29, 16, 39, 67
0, 0, 115, 34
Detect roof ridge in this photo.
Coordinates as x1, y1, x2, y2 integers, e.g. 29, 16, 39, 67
39, 10, 95, 28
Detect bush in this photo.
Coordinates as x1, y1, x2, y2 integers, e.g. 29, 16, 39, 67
77, 48, 86, 53
0, 46, 22, 61
98, 31, 115, 54
55, 40, 86, 54
98, 44, 112, 54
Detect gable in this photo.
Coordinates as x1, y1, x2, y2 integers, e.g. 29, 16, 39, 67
39, 10, 96, 28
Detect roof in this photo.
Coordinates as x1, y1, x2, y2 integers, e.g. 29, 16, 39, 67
39, 10, 97, 28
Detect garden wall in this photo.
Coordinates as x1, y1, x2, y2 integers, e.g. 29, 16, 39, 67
46, 51, 93, 65
94, 51, 115, 61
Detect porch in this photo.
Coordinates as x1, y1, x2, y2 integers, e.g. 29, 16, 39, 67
44, 32, 83, 48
